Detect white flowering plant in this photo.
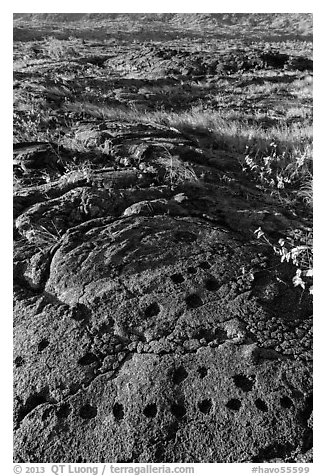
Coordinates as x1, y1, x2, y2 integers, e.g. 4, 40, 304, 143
254, 227, 313, 294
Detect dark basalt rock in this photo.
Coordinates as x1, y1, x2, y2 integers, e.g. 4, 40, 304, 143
13, 121, 312, 462
13, 27, 312, 463
13, 142, 65, 174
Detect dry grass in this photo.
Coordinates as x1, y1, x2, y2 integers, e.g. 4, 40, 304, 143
63, 101, 312, 200
44, 36, 78, 60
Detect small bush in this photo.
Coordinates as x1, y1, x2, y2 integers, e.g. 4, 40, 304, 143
254, 227, 313, 294
45, 37, 77, 60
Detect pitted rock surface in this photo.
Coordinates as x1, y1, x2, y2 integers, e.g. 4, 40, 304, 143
15, 345, 311, 463
14, 121, 312, 463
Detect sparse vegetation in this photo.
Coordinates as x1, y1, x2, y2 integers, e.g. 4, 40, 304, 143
31, 222, 64, 249
13, 12, 312, 282
57, 102, 312, 207
44, 36, 78, 60
254, 227, 313, 294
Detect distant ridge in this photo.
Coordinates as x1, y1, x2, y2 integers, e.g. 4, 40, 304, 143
13, 13, 313, 38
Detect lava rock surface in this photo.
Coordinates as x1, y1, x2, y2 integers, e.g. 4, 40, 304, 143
14, 121, 312, 463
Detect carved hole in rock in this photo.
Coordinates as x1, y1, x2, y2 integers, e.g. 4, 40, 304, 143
185, 293, 203, 309
232, 374, 255, 392
198, 398, 213, 414
79, 403, 97, 420
78, 353, 99, 366
70, 312, 85, 322
187, 267, 197, 274
143, 403, 157, 418
170, 402, 186, 420
197, 366, 208, 378
205, 278, 219, 291
251, 442, 295, 463
170, 273, 185, 284
225, 398, 242, 411
172, 366, 188, 384
69, 303, 89, 322
37, 338, 49, 353
280, 396, 294, 409
144, 302, 160, 318
113, 402, 124, 420
14, 356, 25, 368
199, 261, 211, 270
174, 231, 197, 243
255, 398, 268, 412
57, 404, 71, 419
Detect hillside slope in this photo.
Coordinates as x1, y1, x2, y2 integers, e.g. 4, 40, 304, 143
13, 13, 313, 40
